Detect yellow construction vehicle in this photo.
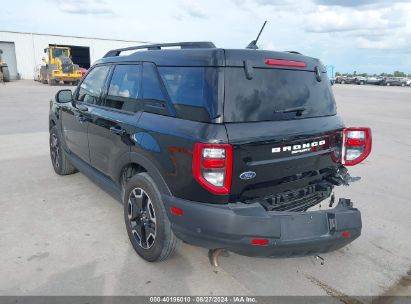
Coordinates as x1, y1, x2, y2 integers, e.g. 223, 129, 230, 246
40, 46, 82, 85
0, 49, 11, 83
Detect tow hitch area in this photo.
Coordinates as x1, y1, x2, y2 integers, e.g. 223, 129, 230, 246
201, 198, 361, 267
164, 194, 361, 267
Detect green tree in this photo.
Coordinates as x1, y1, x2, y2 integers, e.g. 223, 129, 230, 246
335, 72, 341, 76
393, 71, 406, 77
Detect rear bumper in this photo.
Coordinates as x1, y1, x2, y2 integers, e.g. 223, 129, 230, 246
162, 195, 362, 257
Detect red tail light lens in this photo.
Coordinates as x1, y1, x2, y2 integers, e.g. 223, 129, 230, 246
251, 239, 269, 246
264, 58, 306, 68
342, 127, 372, 166
192, 143, 233, 195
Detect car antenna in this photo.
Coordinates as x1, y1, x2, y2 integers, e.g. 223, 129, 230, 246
246, 21, 267, 49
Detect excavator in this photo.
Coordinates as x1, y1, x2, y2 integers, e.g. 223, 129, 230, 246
0, 49, 11, 83
40, 46, 82, 85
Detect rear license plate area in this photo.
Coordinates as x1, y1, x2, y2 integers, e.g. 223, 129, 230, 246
281, 213, 329, 240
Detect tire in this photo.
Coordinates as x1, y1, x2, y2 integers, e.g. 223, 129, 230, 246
386, 82, 391, 86
49, 126, 77, 175
401, 83, 405, 87
124, 172, 181, 262
48, 76, 57, 86
360, 81, 364, 85
2, 66, 10, 82
341, 80, 345, 84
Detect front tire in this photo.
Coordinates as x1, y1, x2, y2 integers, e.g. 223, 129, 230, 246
124, 173, 180, 262
49, 126, 77, 175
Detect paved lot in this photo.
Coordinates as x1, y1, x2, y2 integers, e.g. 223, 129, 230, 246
0, 81, 410, 297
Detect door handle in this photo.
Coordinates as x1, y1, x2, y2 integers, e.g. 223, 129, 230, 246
110, 126, 126, 136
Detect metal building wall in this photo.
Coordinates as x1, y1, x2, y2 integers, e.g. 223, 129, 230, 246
0, 31, 147, 80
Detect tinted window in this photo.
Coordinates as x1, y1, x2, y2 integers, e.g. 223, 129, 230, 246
224, 68, 336, 122
105, 65, 142, 112
76, 65, 110, 105
143, 63, 167, 102
158, 67, 219, 122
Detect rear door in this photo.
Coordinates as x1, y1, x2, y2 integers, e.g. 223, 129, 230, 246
223, 65, 344, 203
87, 64, 142, 179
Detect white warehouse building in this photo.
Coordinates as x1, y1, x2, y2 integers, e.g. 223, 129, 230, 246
0, 31, 147, 80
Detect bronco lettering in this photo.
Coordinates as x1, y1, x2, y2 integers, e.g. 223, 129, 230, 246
272, 140, 326, 154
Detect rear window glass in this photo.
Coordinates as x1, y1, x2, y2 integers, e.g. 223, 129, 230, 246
158, 67, 219, 122
224, 67, 336, 122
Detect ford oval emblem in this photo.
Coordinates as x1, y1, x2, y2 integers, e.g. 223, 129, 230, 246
240, 171, 256, 180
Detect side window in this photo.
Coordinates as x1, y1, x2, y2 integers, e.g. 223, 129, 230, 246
158, 66, 217, 122
76, 65, 110, 105
105, 65, 142, 112
142, 62, 168, 102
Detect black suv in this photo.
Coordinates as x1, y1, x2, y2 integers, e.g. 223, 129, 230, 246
49, 42, 372, 263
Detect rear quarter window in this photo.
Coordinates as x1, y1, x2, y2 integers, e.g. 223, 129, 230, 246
158, 67, 219, 122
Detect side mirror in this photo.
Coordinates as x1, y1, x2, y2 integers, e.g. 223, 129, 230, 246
55, 89, 72, 103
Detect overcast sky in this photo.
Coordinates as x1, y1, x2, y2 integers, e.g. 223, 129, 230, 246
2, 0, 411, 74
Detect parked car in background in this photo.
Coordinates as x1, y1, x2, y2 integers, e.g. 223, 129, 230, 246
335, 76, 355, 84
380, 77, 407, 86
366, 77, 384, 85
354, 76, 367, 85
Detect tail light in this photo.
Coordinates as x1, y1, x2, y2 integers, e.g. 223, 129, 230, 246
192, 143, 232, 195
342, 127, 372, 166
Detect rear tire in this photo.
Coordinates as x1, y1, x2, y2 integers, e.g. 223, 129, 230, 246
341, 80, 345, 84
124, 172, 180, 262
49, 126, 77, 175
386, 82, 391, 86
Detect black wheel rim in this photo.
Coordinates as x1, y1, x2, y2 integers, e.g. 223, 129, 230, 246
127, 188, 156, 249
50, 133, 60, 168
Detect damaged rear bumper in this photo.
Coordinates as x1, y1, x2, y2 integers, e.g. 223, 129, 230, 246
163, 195, 361, 257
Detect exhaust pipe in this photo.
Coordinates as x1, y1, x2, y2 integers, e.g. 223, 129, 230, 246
208, 249, 229, 267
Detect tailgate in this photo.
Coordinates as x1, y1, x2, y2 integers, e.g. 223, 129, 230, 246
225, 116, 344, 204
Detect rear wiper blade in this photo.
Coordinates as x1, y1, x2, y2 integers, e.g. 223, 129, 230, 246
274, 106, 307, 114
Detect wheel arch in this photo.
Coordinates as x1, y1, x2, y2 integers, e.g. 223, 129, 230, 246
49, 118, 56, 130
115, 152, 172, 198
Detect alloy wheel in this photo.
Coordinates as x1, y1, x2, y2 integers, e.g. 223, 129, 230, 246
127, 188, 156, 249
50, 133, 60, 168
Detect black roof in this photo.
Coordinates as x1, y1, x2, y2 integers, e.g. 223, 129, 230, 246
96, 42, 322, 71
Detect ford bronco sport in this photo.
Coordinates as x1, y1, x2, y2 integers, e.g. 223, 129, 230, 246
49, 42, 372, 263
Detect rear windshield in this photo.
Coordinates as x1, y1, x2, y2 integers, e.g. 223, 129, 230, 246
223, 67, 336, 122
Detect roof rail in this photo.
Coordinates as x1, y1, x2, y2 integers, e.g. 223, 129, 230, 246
103, 41, 216, 58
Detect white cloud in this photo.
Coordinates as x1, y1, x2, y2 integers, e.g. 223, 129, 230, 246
176, 0, 208, 19
54, 0, 114, 16
305, 6, 403, 33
